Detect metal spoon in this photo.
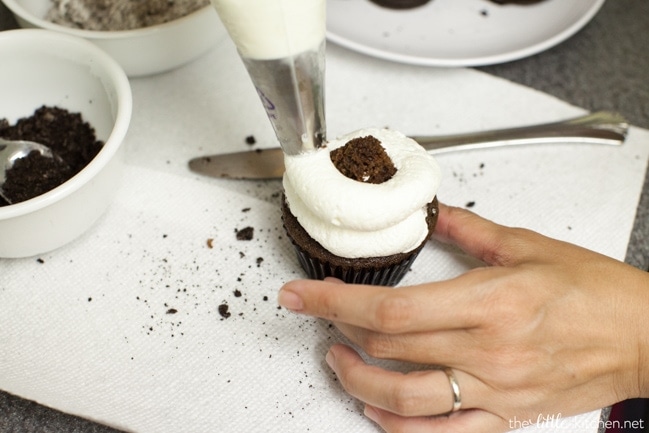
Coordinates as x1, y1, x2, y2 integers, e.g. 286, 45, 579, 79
0, 138, 64, 204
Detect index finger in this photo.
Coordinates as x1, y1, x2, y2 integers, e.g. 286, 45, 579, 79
277, 203, 546, 332
278, 272, 495, 333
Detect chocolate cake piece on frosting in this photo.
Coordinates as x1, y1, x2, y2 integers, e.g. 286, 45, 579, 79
330, 135, 397, 184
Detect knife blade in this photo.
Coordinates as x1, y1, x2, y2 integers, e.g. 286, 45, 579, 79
189, 148, 286, 180
189, 111, 628, 180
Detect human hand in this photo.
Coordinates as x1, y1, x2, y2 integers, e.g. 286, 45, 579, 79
278, 203, 649, 433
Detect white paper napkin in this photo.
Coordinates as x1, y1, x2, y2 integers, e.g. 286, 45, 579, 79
1, 37, 647, 433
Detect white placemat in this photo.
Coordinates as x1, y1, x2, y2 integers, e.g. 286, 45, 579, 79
1, 38, 647, 433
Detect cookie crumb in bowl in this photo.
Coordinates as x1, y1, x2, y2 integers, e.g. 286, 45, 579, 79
46, 0, 210, 31
0, 106, 103, 205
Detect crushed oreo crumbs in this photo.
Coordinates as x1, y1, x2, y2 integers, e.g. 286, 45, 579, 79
236, 226, 254, 241
0, 106, 103, 206
218, 303, 232, 319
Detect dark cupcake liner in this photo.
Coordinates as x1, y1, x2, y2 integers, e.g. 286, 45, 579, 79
368, 0, 432, 9
288, 238, 423, 286
282, 192, 439, 286
281, 195, 438, 287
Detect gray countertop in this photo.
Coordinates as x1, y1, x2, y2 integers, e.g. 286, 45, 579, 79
1, 1, 648, 432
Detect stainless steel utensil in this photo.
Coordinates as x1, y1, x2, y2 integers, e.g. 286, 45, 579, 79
0, 138, 62, 204
241, 42, 326, 155
211, 1, 327, 156
188, 111, 628, 180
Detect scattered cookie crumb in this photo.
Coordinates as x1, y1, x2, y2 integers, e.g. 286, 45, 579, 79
207, 238, 214, 249
245, 135, 256, 145
236, 226, 254, 241
218, 303, 231, 319
465, 201, 476, 208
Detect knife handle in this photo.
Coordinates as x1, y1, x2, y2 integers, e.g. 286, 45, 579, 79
411, 111, 628, 154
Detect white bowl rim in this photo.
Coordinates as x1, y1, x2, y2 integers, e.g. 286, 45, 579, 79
1, 0, 215, 40
0, 29, 133, 220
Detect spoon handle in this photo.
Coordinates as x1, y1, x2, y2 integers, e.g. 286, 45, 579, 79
412, 111, 628, 153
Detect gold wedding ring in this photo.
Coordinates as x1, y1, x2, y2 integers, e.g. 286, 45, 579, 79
443, 367, 462, 413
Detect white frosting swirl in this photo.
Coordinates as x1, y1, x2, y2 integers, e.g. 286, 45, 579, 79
283, 128, 441, 258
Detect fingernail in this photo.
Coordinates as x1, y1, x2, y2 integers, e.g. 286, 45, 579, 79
325, 349, 335, 369
323, 276, 345, 284
364, 405, 380, 423
277, 289, 304, 311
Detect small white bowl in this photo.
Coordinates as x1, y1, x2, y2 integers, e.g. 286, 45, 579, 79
1, 0, 227, 77
0, 29, 132, 258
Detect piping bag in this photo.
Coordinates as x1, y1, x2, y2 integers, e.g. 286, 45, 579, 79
210, 0, 326, 155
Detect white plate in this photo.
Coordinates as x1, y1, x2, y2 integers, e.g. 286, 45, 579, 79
326, 0, 605, 66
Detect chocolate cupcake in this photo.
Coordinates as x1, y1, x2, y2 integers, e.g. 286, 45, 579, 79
368, 0, 432, 9
489, 0, 546, 4
282, 129, 442, 286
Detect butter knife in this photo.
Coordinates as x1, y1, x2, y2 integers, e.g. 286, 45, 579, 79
189, 111, 628, 180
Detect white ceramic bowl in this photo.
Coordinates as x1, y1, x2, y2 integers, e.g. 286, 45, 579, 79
1, 0, 227, 77
0, 29, 132, 258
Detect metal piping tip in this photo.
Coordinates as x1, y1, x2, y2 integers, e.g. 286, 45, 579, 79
241, 41, 327, 156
